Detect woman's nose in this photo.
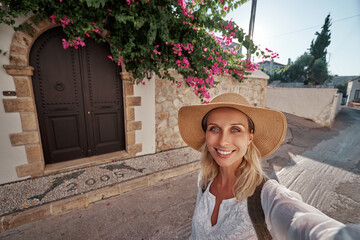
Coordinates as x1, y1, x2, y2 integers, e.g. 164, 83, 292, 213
218, 131, 230, 146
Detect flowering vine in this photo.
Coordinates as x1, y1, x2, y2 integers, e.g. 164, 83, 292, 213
0, 0, 277, 102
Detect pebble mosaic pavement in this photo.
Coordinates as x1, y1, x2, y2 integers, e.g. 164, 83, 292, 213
0, 147, 200, 217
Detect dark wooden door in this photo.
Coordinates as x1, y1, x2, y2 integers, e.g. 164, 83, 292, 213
30, 27, 125, 164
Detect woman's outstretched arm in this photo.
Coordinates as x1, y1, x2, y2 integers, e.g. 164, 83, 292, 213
261, 179, 347, 240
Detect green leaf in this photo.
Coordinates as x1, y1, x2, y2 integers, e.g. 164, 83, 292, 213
134, 17, 146, 30
83, 0, 107, 8
147, 21, 157, 45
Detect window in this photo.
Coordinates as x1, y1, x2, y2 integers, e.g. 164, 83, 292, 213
355, 90, 360, 100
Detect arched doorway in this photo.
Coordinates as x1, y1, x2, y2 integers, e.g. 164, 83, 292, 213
30, 27, 126, 164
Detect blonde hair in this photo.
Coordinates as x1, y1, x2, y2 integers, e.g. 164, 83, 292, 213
199, 118, 265, 202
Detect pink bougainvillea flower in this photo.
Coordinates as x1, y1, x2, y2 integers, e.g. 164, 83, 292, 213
178, 0, 186, 9
50, 15, 56, 25
43, 0, 276, 103
59, 15, 71, 28
224, 19, 234, 30
76, 37, 86, 47
62, 39, 70, 49
93, 27, 101, 34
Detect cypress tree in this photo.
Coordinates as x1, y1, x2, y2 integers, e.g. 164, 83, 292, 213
309, 14, 332, 62
307, 14, 332, 84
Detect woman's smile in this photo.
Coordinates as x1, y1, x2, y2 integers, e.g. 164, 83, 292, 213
215, 148, 234, 157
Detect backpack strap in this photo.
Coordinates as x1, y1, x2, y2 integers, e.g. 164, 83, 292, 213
247, 177, 273, 240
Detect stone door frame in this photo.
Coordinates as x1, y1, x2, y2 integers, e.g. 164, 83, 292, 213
2, 16, 142, 178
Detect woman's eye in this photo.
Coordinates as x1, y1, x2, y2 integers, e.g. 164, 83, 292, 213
208, 126, 219, 132
231, 128, 241, 133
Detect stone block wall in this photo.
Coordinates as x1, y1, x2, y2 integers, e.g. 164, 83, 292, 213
155, 70, 269, 152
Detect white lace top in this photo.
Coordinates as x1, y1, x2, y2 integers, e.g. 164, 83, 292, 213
189, 181, 257, 240
190, 179, 347, 240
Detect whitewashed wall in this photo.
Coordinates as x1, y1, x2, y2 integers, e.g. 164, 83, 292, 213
133, 77, 156, 156
0, 18, 29, 184
266, 87, 340, 126
334, 93, 342, 115
346, 79, 360, 104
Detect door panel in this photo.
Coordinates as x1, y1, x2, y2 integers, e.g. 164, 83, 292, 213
96, 113, 118, 143
45, 114, 84, 160
30, 27, 87, 164
80, 38, 125, 155
30, 27, 125, 164
93, 112, 123, 154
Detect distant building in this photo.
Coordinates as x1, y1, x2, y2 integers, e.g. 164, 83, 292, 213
346, 77, 360, 107
258, 59, 288, 76
328, 75, 360, 86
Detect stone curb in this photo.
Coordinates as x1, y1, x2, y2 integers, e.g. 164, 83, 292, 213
0, 161, 200, 233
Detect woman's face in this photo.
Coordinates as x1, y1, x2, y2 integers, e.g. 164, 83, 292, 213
205, 107, 254, 171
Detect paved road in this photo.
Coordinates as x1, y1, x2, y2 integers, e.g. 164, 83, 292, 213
1, 107, 359, 239
274, 107, 360, 224
1, 172, 199, 240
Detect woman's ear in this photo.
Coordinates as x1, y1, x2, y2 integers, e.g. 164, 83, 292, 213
248, 133, 254, 144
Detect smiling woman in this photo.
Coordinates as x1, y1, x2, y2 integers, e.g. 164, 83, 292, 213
177, 92, 357, 239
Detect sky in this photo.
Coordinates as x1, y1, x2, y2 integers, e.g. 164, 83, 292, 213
226, 0, 360, 76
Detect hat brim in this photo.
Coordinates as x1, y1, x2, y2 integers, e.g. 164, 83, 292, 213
178, 102, 287, 158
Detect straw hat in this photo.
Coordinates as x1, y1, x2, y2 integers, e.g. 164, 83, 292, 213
178, 93, 287, 158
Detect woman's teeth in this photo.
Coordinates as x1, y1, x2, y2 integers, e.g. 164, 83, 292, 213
217, 149, 232, 155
